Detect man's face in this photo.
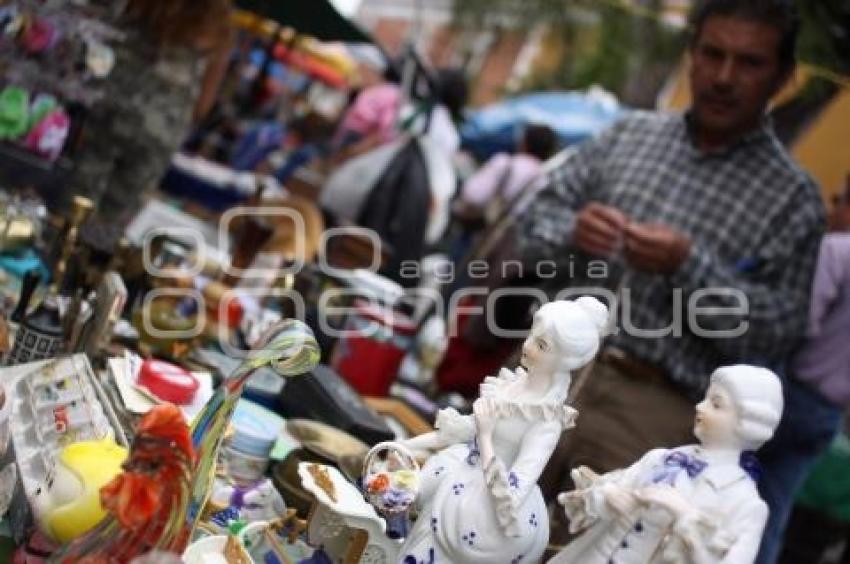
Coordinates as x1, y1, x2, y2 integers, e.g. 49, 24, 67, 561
690, 16, 790, 139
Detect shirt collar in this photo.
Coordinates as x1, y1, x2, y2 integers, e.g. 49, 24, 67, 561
682, 111, 774, 158
687, 445, 749, 489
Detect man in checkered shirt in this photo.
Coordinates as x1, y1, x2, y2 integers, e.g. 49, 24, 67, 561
516, 1, 827, 558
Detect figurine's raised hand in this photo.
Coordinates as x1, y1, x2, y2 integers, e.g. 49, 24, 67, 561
602, 483, 639, 518
473, 398, 496, 438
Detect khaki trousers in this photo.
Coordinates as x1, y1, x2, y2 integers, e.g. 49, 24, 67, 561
541, 355, 697, 552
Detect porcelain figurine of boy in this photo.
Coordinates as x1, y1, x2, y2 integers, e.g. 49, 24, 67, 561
400, 297, 609, 564
549, 365, 784, 564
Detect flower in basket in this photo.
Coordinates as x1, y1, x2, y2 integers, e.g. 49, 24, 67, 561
367, 473, 391, 494
381, 487, 416, 511
383, 488, 416, 509
392, 470, 419, 492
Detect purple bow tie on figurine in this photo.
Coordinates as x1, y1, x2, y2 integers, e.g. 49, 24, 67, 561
651, 451, 708, 485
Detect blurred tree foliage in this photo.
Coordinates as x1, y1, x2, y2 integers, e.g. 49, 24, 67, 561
452, 0, 573, 29
452, 0, 849, 107
772, 0, 849, 142
798, 0, 850, 75
795, 0, 849, 104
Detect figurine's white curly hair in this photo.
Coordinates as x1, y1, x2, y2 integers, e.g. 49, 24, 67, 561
528, 297, 609, 405
710, 365, 784, 450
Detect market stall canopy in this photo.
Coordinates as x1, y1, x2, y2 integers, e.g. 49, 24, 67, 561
271, 43, 349, 88
235, 0, 374, 44
461, 88, 624, 161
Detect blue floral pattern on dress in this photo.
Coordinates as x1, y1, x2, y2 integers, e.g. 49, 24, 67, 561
403, 547, 435, 564
508, 472, 520, 489
466, 438, 480, 466
383, 488, 411, 509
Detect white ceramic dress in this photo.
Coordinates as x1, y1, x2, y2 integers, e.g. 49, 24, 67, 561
398, 369, 577, 564
549, 445, 768, 564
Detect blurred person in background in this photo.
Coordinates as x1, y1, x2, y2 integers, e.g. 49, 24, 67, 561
450, 124, 558, 260
421, 67, 468, 158
456, 124, 558, 221
74, 0, 234, 223
331, 64, 469, 165
330, 46, 399, 158
758, 176, 850, 563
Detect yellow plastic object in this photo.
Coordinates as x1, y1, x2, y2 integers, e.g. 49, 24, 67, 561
43, 438, 128, 543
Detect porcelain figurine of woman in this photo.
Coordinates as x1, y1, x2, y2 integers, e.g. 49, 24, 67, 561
549, 365, 784, 564
400, 297, 609, 564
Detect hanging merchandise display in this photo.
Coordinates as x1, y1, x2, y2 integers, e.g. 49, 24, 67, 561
23, 109, 70, 161
0, 84, 69, 162
0, 0, 122, 174
2, 2, 122, 103
0, 86, 30, 141
84, 38, 115, 79
18, 16, 58, 55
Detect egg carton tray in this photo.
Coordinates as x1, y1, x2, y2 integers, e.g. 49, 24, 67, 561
2, 354, 128, 543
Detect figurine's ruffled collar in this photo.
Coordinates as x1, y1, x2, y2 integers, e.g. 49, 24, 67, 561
478, 367, 577, 429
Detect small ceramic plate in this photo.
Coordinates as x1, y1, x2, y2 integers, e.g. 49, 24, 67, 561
285, 419, 369, 463
109, 353, 212, 422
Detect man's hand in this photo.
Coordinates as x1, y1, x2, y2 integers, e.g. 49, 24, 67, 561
574, 203, 629, 258
624, 223, 692, 274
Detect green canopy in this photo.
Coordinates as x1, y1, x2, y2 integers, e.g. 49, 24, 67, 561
236, 0, 374, 44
